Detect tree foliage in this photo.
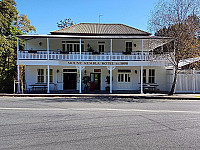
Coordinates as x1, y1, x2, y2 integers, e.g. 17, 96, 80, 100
148, 0, 200, 95
0, 0, 36, 93
14, 14, 36, 34
57, 18, 74, 29
0, 0, 18, 35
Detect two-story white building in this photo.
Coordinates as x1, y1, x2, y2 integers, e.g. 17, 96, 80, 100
16, 23, 173, 94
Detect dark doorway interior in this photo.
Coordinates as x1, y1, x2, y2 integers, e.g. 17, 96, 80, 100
90, 73, 101, 91
63, 73, 77, 90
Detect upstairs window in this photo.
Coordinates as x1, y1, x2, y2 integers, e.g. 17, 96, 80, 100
62, 41, 84, 53
125, 42, 132, 52
66, 44, 73, 52
98, 42, 105, 53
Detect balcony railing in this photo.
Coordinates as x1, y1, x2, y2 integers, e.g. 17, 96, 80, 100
18, 50, 170, 61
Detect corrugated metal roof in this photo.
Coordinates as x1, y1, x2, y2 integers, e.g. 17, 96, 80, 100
51, 23, 151, 35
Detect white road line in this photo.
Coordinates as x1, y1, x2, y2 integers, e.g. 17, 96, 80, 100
0, 107, 200, 114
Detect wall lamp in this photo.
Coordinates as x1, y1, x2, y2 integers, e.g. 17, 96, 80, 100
135, 70, 137, 74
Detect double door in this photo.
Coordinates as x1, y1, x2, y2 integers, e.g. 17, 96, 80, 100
63, 73, 77, 90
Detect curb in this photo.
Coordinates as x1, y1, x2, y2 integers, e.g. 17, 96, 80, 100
0, 94, 200, 100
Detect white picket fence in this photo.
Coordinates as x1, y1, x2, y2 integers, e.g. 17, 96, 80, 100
168, 70, 200, 93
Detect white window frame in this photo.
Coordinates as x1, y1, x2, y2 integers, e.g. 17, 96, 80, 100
37, 69, 44, 83
62, 41, 84, 53
140, 69, 147, 83
125, 41, 132, 52
46, 69, 53, 83
98, 42, 105, 53
117, 73, 131, 83
149, 69, 156, 83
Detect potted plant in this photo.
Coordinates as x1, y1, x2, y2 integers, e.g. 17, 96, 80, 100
87, 44, 94, 53
123, 50, 132, 55
105, 76, 110, 91
83, 76, 90, 91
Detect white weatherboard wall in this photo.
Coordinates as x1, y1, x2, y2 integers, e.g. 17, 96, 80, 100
25, 38, 156, 52
25, 65, 169, 92
112, 66, 169, 91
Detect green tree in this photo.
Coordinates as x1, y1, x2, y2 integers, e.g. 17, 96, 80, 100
0, 0, 18, 35
0, 0, 36, 93
148, 0, 200, 95
14, 14, 36, 34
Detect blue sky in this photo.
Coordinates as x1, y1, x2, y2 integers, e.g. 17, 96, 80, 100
15, 0, 158, 34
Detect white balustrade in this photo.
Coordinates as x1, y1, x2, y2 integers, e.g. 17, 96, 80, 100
18, 50, 170, 61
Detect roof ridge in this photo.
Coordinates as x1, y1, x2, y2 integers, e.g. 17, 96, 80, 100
79, 23, 124, 25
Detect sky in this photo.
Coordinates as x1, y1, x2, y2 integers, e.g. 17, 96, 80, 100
15, 0, 158, 35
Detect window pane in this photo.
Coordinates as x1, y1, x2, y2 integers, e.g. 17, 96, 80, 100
37, 69, 44, 83
50, 69, 53, 75
41, 76, 44, 83
74, 44, 79, 52
67, 44, 73, 52
152, 70, 155, 76
143, 76, 146, 83
62, 44, 65, 51
143, 70, 146, 76
140, 69, 146, 83
126, 42, 132, 52
99, 44, 104, 52
46, 69, 53, 83
125, 74, 128, 82
81, 44, 84, 51
149, 69, 155, 83
50, 76, 53, 83
152, 78, 155, 83
121, 74, 124, 82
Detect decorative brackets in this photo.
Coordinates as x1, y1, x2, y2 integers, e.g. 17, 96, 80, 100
76, 66, 85, 70
106, 66, 115, 71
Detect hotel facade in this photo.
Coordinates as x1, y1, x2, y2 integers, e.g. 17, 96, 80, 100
16, 23, 173, 93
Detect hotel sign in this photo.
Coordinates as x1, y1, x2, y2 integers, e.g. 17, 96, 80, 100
65, 61, 129, 66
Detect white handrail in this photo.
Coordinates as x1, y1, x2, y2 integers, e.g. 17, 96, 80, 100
18, 51, 171, 61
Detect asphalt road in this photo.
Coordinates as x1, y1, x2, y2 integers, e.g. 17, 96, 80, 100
1, 97, 200, 150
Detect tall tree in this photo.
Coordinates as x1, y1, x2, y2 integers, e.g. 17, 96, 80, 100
148, 0, 200, 95
0, 0, 18, 35
0, 0, 36, 92
57, 18, 74, 29
14, 14, 36, 34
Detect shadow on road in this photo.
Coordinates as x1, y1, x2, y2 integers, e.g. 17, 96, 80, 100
26, 97, 157, 103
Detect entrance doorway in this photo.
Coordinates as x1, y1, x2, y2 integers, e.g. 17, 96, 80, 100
90, 73, 101, 91
63, 73, 77, 90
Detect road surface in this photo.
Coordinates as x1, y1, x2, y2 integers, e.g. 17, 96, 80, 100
0, 97, 200, 150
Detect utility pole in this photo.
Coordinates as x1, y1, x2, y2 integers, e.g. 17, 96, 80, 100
99, 15, 103, 24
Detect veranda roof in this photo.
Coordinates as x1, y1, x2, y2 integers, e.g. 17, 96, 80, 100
17, 34, 172, 40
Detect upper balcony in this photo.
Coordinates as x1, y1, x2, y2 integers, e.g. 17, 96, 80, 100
18, 50, 171, 61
